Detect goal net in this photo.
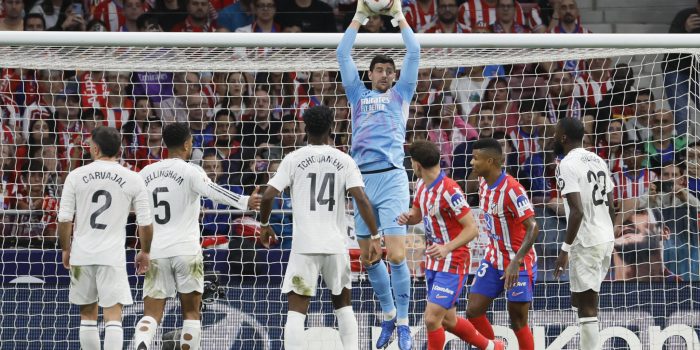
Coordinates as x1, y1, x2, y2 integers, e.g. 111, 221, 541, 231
0, 32, 699, 349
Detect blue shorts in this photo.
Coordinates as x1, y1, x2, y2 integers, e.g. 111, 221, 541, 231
354, 168, 409, 238
426, 270, 466, 310
470, 260, 536, 303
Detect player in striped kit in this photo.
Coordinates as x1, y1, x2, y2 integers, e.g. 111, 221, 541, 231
397, 140, 504, 350
338, 1, 418, 348
466, 138, 540, 350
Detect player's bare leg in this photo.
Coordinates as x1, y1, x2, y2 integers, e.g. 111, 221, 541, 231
572, 290, 600, 350
102, 303, 124, 350
331, 288, 359, 350
441, 308, 503, 350
466, 293, 496, 339
286, 292, 312, 350
79, 303, 100, 350
424, 302, 449, 350
180, 291, 202, 350
507, 301, 534, 350
134, 297, 167, 349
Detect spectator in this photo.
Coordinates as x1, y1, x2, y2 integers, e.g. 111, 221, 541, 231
427, 103, 471, 169
51, 1, 87, 31
451, 104, 495, 185
628, 89, 656, 142
214, 72, 249, 120
29, 0, 61, 28
612, 141, 658, 203
134, 119, 167, 170
38, 144, 64, 196
358, 14, 391, 33
548, 0, 589, 33
201, 151, 244, 235
593, 63, 637, 135
187, 94, 215, 164
171, 0, 218, 32
234, 0, 279, 32
211, 109, 244, 184
645, 109, 687, 169
79, 70, 108, 111
544, 70, 591, 134
687, 141, 700, 194
470, 77, 515, 131
92, 0, 126, 31
414, 68, 437, 113
23, 13, 47, 31
120, 0, 145, 31
490, 0, 530, 33
104, 71, 133, 129
450, 65, 489, 117
0, 142, 17, 212
132, 61, 174, 116
0, 0, 24, 30
136, 12, 163, 32
404, 0, 435, 32
86, 19, 108, 31
68, 108, 101, 170
663, 0, 700, 136
574, 58, 612, 108
151, 0, 187, 31
22, 69, 63, 142
159, 72, 199, 123
217, 0, 253, 32
275, 0, 336, 33
613, 208, 680, 282
650, 162, 700, 208
13, 161, 58, 246
267, 115, 304, 161
240, 89, 282, 155
16, 118, 56, 173
458, 0, 543, 32
294, 71, 335, 117
423, 0, 470, 33
596, 119, 628, 173
508, 99, 544, 166
330, 95, 351, 152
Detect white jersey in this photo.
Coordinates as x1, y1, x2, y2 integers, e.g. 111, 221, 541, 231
58, 160, 152, 266
267, 145, 364, 254
556, 148, 615, 247
139, 158, 250, 259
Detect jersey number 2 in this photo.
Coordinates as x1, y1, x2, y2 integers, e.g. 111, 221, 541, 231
587, 170, 609, 207
90, 190, 112, 230
153, 187, 171, 224
308, 173, 336, 211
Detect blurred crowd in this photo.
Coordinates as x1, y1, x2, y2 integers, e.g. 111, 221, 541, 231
1, 0, 699, 282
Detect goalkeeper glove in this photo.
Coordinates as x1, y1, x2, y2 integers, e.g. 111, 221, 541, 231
378, 0, 405, 27
353, 0, 371, 25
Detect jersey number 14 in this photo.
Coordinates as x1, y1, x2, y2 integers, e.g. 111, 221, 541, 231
308, 173, 336, 211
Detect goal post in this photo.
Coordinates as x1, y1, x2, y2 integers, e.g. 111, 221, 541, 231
0, 33, 699, 349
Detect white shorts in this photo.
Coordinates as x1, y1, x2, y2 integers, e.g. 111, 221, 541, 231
69, 265, 133, 307
282, 253, 351, 297
569, 241, 614, 293
144, 255, 204, 299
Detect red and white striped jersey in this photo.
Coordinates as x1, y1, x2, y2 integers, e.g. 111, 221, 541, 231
458, 0, 542, 30
575, 72, 612, 107
404, 0, 437, 32
422, 21, 471, 33
80, 72, 108, 110
92, 0, 125, 32
478, 172, 536, 271
413, 173, 471, 275
508, 127, 540, 165
611, 168, 657, 201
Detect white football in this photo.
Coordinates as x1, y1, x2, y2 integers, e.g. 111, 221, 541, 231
363, 0, 394, 14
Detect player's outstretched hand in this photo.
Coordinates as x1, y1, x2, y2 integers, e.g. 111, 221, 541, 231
353, 0, 371, 25
378, 0, 405, 26
396, 212, 411, 226
134, 251, 150, 275
426, 243, 449, 260
62, 250, 71, 270
248, 186, 262, 211
259, 226, 278, 249
553, 251, 569, 279
502, 261, 520, 290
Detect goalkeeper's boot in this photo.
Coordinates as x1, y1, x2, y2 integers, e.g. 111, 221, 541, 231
396, 324, 412, 350
375, 317, 396, 349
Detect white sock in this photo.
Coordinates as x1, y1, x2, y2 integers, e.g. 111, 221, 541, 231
335, 306, 358, 350
397, 318, 409, 326
103, 321, 123, 350
579, 317, 600, 350
133, 316, 158, 349
79, 320, 100, 350
180, 320, 201, 350
383, 309, 396, 322
284, 311, 306, 350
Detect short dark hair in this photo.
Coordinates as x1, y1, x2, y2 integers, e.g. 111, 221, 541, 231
162, 123, 192, 149
557, 117, 585, 143
302, 105, 333, 138
137, 13, 160, 31
636, 88, 655, 100
473, 137, 502, 155
409, 140, 441, 168
23, 13, 46, 30
91, 126, 122, 157
369, 54, 396, 72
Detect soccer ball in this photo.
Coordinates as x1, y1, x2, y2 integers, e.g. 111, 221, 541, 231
364, 0, 394, 14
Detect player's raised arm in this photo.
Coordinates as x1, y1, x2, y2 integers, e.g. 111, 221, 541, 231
393, 4, 420, 102
190, 166, 259, 210
336, 4, 367, 104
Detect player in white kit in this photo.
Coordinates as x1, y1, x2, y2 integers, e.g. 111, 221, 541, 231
57, 126, 154, 350
132, 123, 262, 350
552, 118, 616, 350
258, 106, 380, 350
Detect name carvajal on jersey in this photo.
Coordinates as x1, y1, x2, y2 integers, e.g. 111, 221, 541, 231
143, 169, 185, 187
81, 171, 128, 188
297, 154, 345, 171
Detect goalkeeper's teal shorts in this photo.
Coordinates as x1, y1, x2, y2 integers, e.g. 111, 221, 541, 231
354, 167, 409, 238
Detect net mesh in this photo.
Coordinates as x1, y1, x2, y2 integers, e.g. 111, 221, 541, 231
0, 42, 699, 349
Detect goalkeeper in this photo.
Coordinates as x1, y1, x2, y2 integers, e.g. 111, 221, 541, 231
336, 2, 419, 349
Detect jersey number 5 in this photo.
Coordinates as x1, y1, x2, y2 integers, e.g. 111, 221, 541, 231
153, 187, 171, 224
587, 170, 609, 207
308, 173, 336, 211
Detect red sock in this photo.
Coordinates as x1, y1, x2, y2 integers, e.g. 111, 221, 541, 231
468, 315, 494, 340
446, 317, 490, 349
427, 327, 446, 350
514, 325, 534, 350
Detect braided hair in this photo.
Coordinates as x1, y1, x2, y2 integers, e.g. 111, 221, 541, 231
302, 105, 334, 138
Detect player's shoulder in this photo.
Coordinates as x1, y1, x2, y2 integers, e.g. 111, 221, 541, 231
504, 173, 525, 188
441, 176, 463, 193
